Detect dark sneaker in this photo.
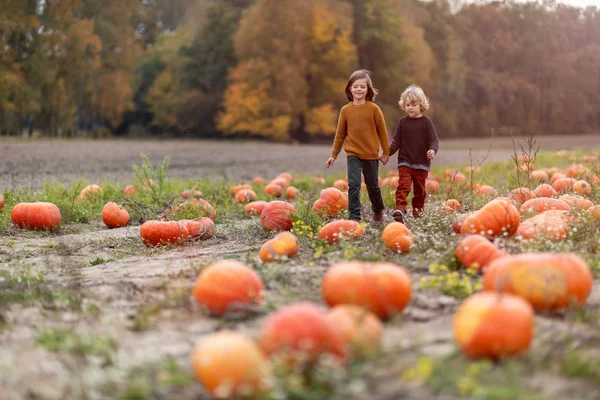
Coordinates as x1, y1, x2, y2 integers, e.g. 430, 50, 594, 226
392, 209, 406, 223
373, 211, 384, 223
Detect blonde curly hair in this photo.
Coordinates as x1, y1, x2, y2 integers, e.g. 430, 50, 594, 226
399, 84, 429, 112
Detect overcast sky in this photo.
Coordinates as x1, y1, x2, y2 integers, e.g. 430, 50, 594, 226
556, 0, 598, 6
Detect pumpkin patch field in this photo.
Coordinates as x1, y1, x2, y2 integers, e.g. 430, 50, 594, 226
1, 137, 600, 400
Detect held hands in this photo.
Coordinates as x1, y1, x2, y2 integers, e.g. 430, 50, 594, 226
427, 150, 435, 160
325, 157, 336, 168
379, 155, 389, 165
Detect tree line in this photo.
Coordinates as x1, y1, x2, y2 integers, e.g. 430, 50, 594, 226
0, 0, 598, 141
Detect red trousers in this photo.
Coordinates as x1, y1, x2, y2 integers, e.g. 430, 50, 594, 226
395, 166, 429, 217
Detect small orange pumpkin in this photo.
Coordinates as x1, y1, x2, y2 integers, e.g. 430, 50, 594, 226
258, 302, 345, 363
552, 177, 576, 193
516, 212, 568, 242
425, 179, 440, 194
312, 187, 348, 218
259, 232, 299, 262
260, 201, 296, 231
507, 187, 536, 207
193, 260, 265, 316
483, 252, 593, 310
442, 199, 462, 214
529, 170, 549, 182
533, 183, 557, 198
0, 194, 4, 212
588, 205, 600, 219
381, 222, 413, 253
181, 189, 202, 199
475, 184, 497, 197
245, 200, 268, 216
277, 172, 293, 182
168, 198, 217, 220
101, 201, 129, 228
11, 202, 61, 231
325, 305, 383, 360
270, 177, 290, 189
183, 217, 215, 240
140, 220, 190, 247
253, 176, 266, 185
559, 194, 593, 210
318, 219, 365, 244
453, 292, 534, 358
264, 183, 283, 197
519, 197, 571, 216
322, 261, 412, 320
76, 184, 103, 201
573, 180, 592, 196
333, 179, 349, 191
285, 186, 300, 200
235, 188, 258, 204
191, 331, 272, 399
460, 198, 520, 239
123, 184, 137, 197
229, 184, 252, 197
455, 235, 506, 272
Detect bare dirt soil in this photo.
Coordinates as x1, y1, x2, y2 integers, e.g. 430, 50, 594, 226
1, 136, 600, 400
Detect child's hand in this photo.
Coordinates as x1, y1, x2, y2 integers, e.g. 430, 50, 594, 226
325, 157, 336, 168
379, 155, 389, 165
427, 150, 435, 160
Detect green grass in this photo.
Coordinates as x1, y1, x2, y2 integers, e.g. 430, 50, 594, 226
36, 328, 117, 363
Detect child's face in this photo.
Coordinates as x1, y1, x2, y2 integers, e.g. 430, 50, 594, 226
350, 78, 368, 102
402, 99, 422, 118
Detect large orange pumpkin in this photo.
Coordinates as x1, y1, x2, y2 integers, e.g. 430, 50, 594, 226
11, 202, 61, 231
573, 180, 592, 196
322, 261, 412, 320
245, 200, 268, 216
519, 197, 570, 216
312, 187, 348, 218
552, 177, 576, 193
318, 219, 365, 244
325, 305, 383, 360
101, 201, 129, 228
455, 235, 506, 272
193, 260, 264, 316
260, 201, 296, 231
559, 194, 593, 210
516, 213, 568, 242
533, 183, 557, 198
139, 220, 190, 247
191, 331, 272, 399
259, 231, 299, 262
258, 302, 345, 363
483, 252, 593, 310
460, 198, 520, 239
453, 292, 534, 358
381, 222, 413, 253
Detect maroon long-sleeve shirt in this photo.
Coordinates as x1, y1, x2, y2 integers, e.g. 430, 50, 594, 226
388, 115, 439, 171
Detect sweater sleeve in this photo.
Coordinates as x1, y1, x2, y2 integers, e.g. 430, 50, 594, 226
388, 118, 402, 156
374, 106, 389, 156
426, 117, 439, 153
330, 108, 347, 158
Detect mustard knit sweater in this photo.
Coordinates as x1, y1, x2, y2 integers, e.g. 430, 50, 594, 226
330, 101, 389, 160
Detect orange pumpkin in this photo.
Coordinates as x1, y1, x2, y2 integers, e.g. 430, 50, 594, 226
381, 222, 413, 253
460, 198, 520, 239
516, 213, 568, 242
11, 202, 61, 231
181, 189, 202, 199
453, 292, 534, 358
573, 180, 592, 196
559, 194, 593, 210
475, 184, 497, 197
101, 201, 129, 228
140, 220, 190, 247
533, 183, 557, 198
123, 184, 137, 197
442, 199, 462, 214
483, 252, 593, 310
259, 232, 299, 262
285, 186, 300, 200
333, 179, 349, 191
318, 219, 365, 244
235, 188, 258, 204
588, 205, 600, 219
312, 187, 348, 218
507, 187, 536, 207
183, 217, 215, 240
76, 184, 103, 201
314, 176, 326, 185
191, 331, 272, 399
193, 260, 264, 316
519, 197, 570, 216
529, 170, 549, 182
260, 201, 296, 231
380, 176, 399, 189
455, 235, 506, 272
168, 198, 217, 220
322, 261, 412, 319
253, 176, 266, 185
245, 200, 268, 216
550, 172, 566, 184
270, 177, 290, 189
264, 183, 283, 197
277, 172, 293, 183
229, 184, 252, 197
452, 213, 470, 233
258, 302, 345, 363
325, 305, 383, 359
552, 177, 576, 193
0, 194, 4, 212
425, 179, 440, 194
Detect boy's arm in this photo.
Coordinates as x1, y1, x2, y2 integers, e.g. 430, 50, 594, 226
374, 106, 389, 156
388, 119, 402, 156
330, 109, 347, 159
426, 117, 439, 153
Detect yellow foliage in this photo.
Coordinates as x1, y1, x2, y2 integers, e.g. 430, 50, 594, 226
305, 104, 337, 136
95, 72, 134, 128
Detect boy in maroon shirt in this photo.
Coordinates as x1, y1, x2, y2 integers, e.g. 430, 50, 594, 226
381, 84, 439, 223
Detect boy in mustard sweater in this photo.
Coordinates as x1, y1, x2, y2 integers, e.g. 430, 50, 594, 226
325, 69, 390, 223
